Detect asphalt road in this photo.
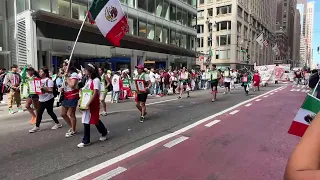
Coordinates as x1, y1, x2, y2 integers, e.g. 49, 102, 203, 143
0, 84, 286, 180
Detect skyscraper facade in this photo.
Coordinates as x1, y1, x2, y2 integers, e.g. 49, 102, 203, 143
196, 0, 277, 70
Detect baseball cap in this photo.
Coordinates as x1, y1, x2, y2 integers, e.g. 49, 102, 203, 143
135, 64, 144, 69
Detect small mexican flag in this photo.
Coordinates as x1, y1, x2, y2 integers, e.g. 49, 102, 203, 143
288, 94, 320, 137
88, 0, 129, 46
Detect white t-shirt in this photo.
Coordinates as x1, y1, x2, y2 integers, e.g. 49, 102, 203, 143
112, 74, 120, 91
39, 78, 54, 102
155, 73, 160, 82
83, 78, 100, 91
149, 71, 156, 83
65, 72, 79, 92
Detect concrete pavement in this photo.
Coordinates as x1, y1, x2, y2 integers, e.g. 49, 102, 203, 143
0, 84, 289, 180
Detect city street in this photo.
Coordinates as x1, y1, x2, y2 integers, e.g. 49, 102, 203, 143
0, 84, 305, 180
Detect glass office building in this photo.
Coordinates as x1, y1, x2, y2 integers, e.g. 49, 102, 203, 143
0, 0, 197, 71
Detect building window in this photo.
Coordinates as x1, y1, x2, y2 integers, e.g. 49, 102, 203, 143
170, 29, 176, 45
127, 0, 135, 7
147, 22, 155, 40
216, 50, 230, 59
237, 6, 243, 17
177, 7, 182, 24
147, 0, 156, 14
217, 5, 232, 15
199, 0, 204, 4
51, 0, 71, 17
197, 37, 204, 48
72, 1, 88, 21
217, 21, 231, 31
138, 0, 147, 11
227, 34, 231, 45
197, 25, 204, 33
182, 9, 187, 26
208, 8, 213, 16
155, 0, 162, 17
17, 0, 27, 13
128, 17, 138, 35
216, 34, 231, 46
170, 4, 176, 21
237, 22, 242, 33
139, 21, 147, 38
220, 35, 227, 45
244, 12, 249, 22
160, 1, 169, 20
162, 27, 169, 44
31, 0, 51, 12
197, 10, 204, 19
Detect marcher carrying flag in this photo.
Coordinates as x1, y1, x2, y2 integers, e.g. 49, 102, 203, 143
88, 0, 129, 46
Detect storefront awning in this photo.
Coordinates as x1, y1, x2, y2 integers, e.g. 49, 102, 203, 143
32, 10, 196, 58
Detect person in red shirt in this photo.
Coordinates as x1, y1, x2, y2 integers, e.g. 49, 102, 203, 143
252, 70, 261, 91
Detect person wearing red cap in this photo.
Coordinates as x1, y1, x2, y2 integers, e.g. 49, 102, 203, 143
135, 64, 151, 123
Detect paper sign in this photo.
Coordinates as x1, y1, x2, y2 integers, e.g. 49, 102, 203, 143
129, 79, 137, 91
22, 83, 29, 98
136, 80, 146, 92
211, 71, 218, 79
34, 78, 42, 94
80, 90, 93, 109
28, 79, 36, 94
100, 81, 106, 93
242, 77, 248, 82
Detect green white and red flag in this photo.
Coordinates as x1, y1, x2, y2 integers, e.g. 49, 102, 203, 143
288, 94, 320, 137
88, 0, 129, 46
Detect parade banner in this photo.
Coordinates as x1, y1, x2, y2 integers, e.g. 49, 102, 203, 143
255, 65, 276, 84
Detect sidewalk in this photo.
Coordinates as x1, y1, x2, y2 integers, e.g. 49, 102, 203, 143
69, 85, 303, 180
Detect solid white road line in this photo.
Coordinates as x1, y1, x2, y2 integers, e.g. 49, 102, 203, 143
204, 120, 221, 127
92, 167, 127, 180
63, 86, 284, 180
296, 89, 301, 92
255, 99, 261, 102
163, 136, 189, 148
245, 103, 252, 107
229, 110, 239, 115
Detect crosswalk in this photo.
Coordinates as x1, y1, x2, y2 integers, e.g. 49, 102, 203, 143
290, 84, 311, 93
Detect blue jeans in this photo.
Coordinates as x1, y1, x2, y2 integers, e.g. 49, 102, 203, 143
112, 91, 120, 101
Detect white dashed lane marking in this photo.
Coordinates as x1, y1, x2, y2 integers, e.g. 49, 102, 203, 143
205, 120, 221, 127
229, 110, 240, 115
163, 136, 189, 148
93, 167, 127, 180
245, 103, 252, 107
255, 99, 261, 102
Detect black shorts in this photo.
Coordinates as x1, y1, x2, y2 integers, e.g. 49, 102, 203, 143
224, 82, 231, 87
137, 93, 148, 103
28, 94, 39, 100
211, 81, 218, 90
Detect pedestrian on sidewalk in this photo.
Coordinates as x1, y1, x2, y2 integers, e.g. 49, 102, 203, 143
4, 64, 23, 114
77, 64, 109, 148
29, 67, 62, 133
111, 71, 121, 103
25, 67, 40, 125
61, 62, 80, 138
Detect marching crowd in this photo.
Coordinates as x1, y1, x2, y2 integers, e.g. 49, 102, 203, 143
0, 62, 262, 147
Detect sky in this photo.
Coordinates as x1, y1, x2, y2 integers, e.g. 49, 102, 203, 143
311, 0, 320, 66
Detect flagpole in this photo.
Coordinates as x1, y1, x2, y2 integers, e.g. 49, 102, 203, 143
58, 13, 88, 103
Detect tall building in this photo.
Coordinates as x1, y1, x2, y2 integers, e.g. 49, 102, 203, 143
293, 9, 301, 67
306, 1, 315, 68
275, 0, 297, 66
0, 0, 197, 71
196, 0, 277, 70
297, 0, 314, 68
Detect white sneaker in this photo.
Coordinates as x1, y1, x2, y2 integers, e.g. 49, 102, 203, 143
77, 142, 90, 148
29, 126, 41, 133
51, 123, 62, 130
99, 131, 110, 141
101, 111, 108, 116
65, 130, 76, 138
223, 92, 226, 95
212, 99, 215, 102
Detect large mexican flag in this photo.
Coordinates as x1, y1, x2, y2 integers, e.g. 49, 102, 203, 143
288, 94, 320, 137
89, 0, 129, 46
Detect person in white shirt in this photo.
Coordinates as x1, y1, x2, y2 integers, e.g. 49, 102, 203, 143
111, 71, 121, 103
149, 68, 156, 95
29, 67, 62, 133
223, 67, 232, 94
